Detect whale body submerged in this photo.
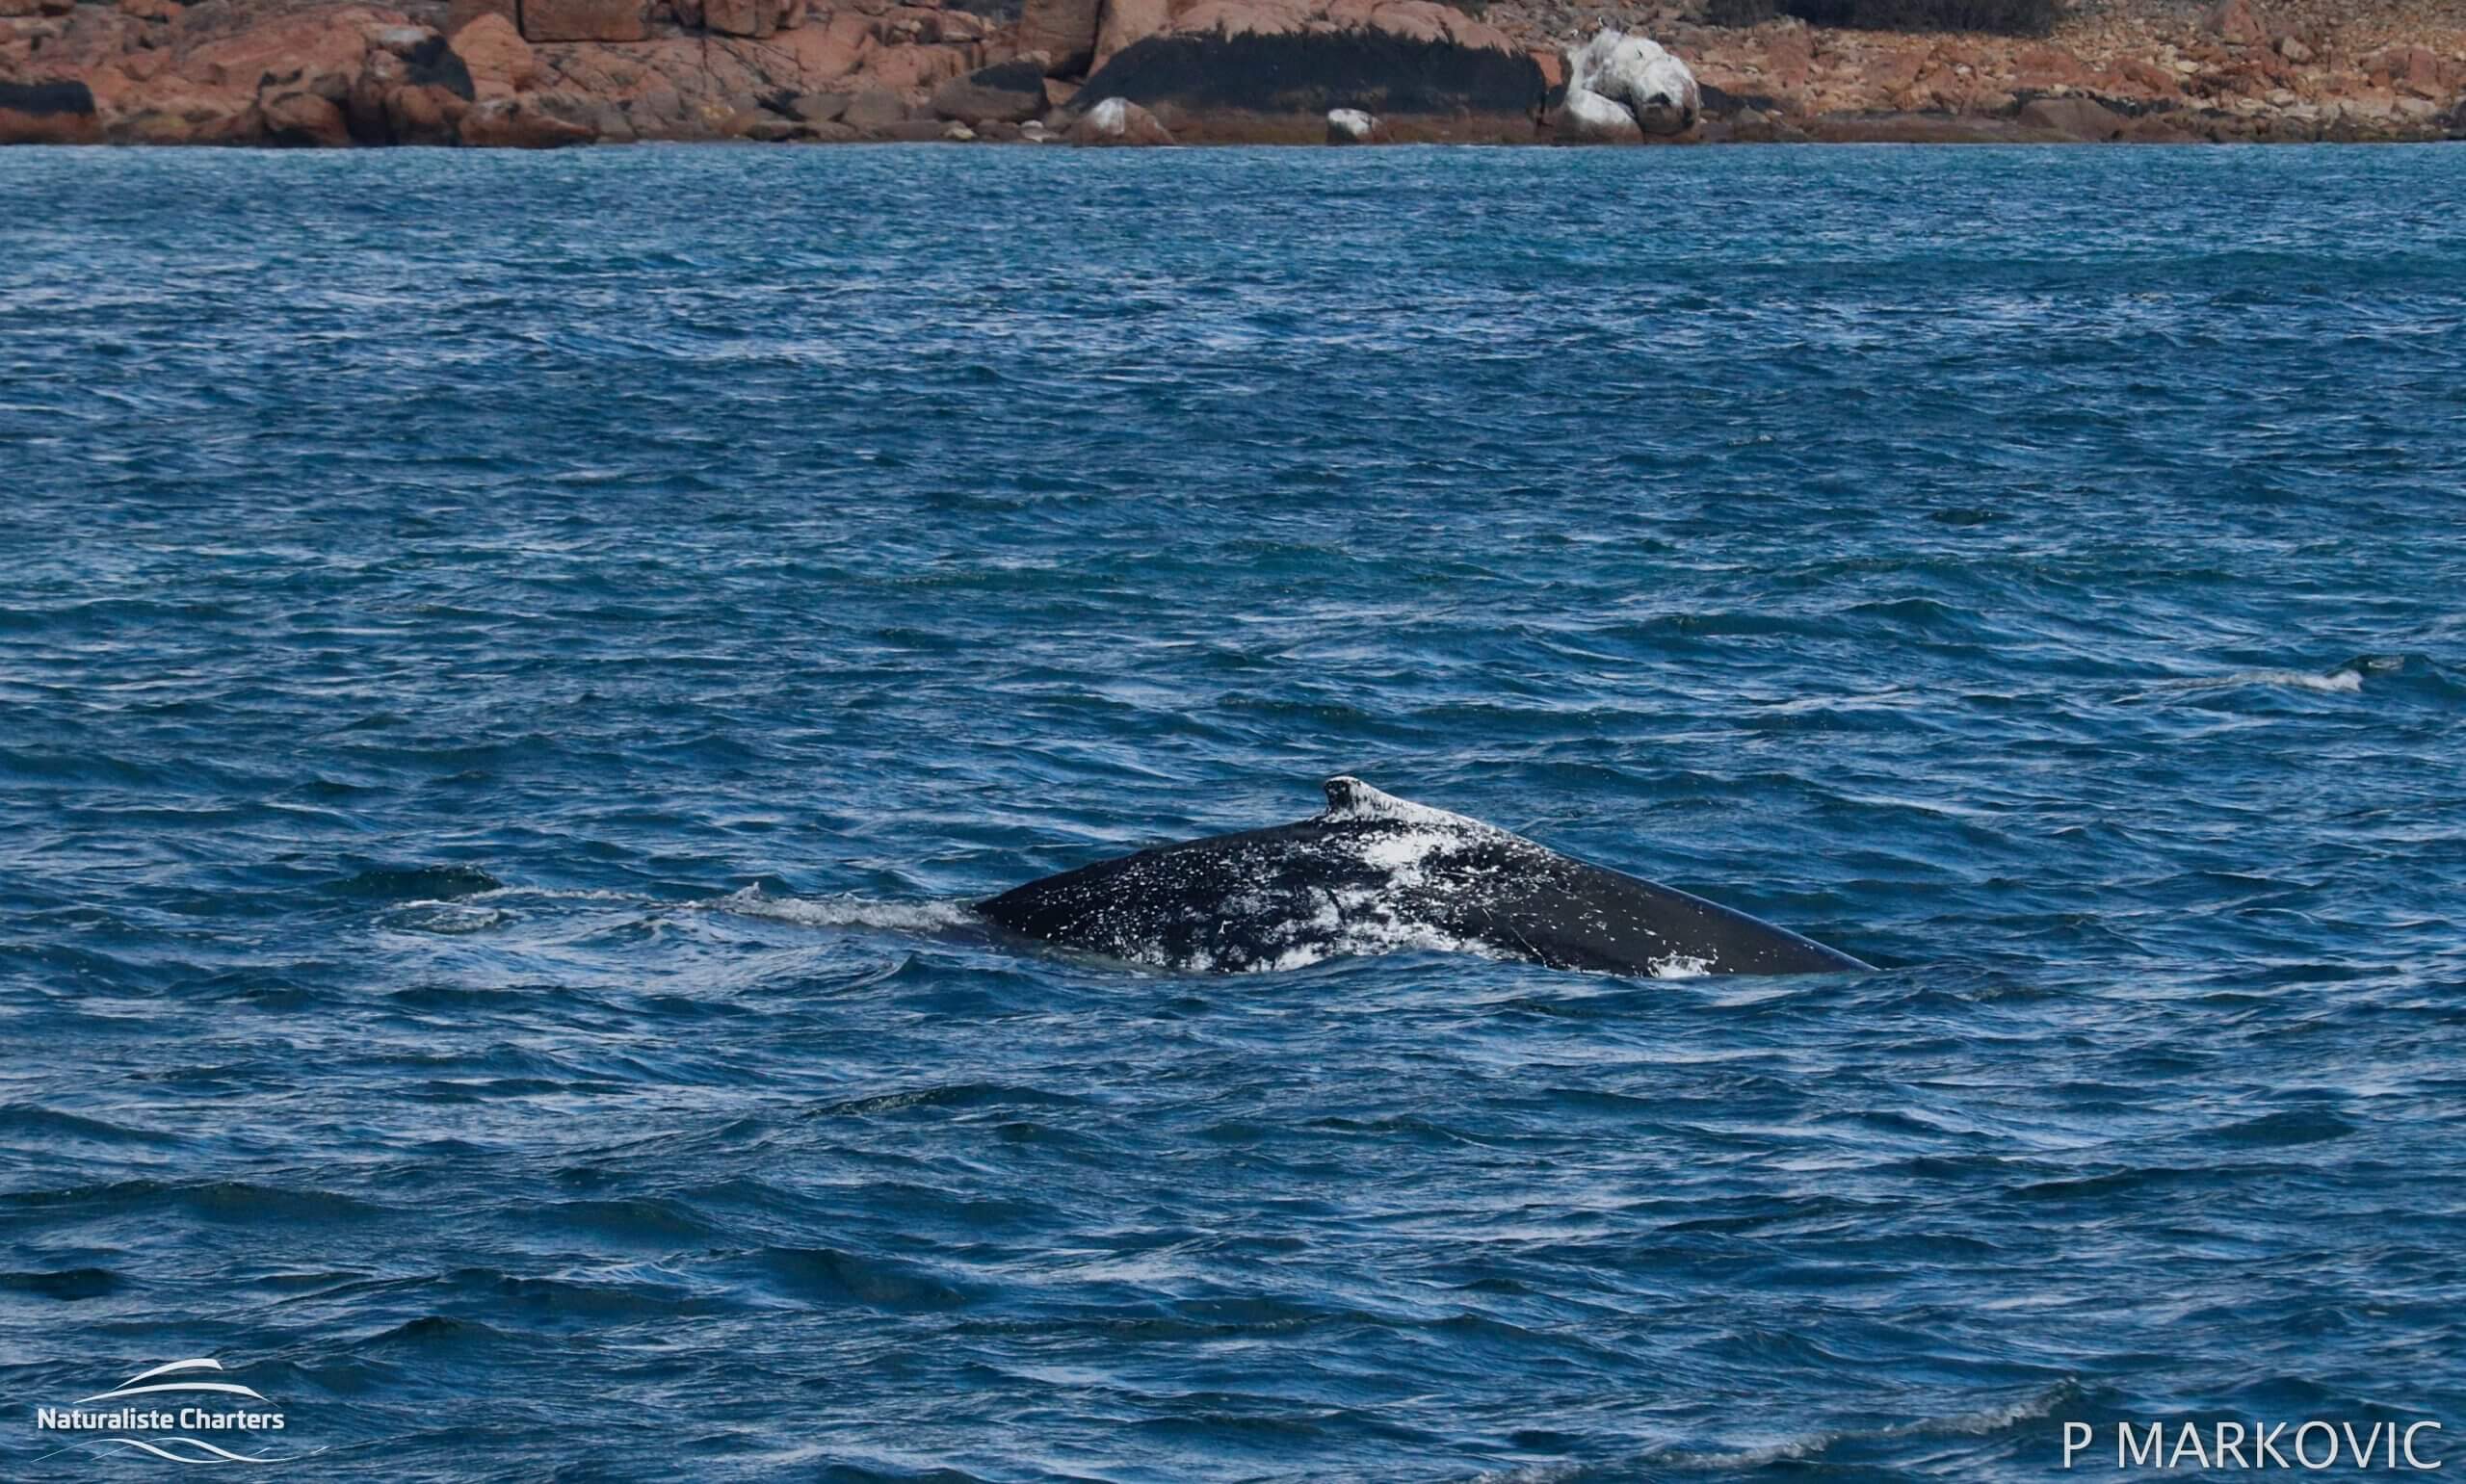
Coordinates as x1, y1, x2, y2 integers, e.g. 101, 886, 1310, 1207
975, 777, 1870, 977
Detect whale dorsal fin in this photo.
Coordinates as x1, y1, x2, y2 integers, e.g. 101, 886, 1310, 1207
1323, 775, 1386, 815
1320, 776, 1500, 834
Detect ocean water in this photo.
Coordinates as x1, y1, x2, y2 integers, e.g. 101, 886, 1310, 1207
2, 143, 2463, 1480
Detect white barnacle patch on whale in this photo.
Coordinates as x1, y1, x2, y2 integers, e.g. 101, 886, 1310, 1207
973, 777, 1872, 978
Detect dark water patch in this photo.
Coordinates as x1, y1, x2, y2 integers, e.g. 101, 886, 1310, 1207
739, 1246, 978, 1312
0, 1266, 124, 1299
325, 864, 505, 902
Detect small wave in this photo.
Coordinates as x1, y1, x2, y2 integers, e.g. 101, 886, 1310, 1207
2118, 663, 2367, 704
0, 1267, 123, 1300
380, 901, 513, 935
1639, 1378, 2086, 1471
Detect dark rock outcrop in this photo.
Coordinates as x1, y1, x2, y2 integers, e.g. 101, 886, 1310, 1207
520, 0, 648, 43
1077, 27, 1543, 142
2017, 93, 2121, 139
931, 58, 1045, 122
0, 79, 101, 143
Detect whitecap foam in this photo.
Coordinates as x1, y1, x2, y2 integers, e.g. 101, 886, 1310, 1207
704, 887, 977, 934
2229, 667, 2363, 693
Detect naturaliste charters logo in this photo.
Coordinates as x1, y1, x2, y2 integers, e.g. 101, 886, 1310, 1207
33, 1357, 319, 1466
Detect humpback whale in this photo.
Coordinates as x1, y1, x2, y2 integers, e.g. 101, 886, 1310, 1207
976, 777, 1869, 977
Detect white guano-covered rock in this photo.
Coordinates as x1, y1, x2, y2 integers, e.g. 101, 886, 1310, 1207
1067, 95, 1175, 145
1325, 107, 1376, 143
1565, 28, 1699, 137
1552, 83, 1642, 142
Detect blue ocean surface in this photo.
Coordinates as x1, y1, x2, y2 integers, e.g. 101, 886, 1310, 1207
1, 143, 2462, 1480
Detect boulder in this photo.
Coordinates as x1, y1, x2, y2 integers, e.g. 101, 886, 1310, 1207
1325, 104, 1374, 141
840, 86, 907, 129
1092, 0, 1167, 70
704, 0, 777, 39
0, 79, 102, 143
1017, 0, 1099, 74
1566, 29, 1697, 136
449, 13, 534, 98
1067, 93, 1171, 143
458, 94, 594, 143
931, 58, 1046, 122
862, 43, 971, 91
446, 0, 515, 33
732, 110, 800, 137
2206, 0, 2265, 48
791, 89, 850, 121
261, 89, 354, 145
1550, 83, 1641, 142
2018, 93, 2122, 140
520, 0, 647, 43
2276, 36, 2311, 65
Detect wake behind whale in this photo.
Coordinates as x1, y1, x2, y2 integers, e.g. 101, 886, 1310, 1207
974, 778, 1870, 977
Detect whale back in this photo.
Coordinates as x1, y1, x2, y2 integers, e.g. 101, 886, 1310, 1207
975, 777, 1868, 977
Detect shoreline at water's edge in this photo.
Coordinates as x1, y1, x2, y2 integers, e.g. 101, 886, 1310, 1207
5, 0, 2463, 149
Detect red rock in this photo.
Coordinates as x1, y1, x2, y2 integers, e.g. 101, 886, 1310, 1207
186, 9, 377, 97
705, 0, 779, 38
2397, 45, 2441, 98
1530, 47, 1561, 91
521, 0, 647, 44
1441, 13, 1511, 54
450, 13, 534, 97
2010, 42, 2085, 92
1017, 0, 1098, 74
1764, 26, 1811, 91
446, 0, 515, 34
2206, 0, 2265, 48
2116, 57, 2183, 97
383, 80, 467, 142
1091, 0, 1166, 69
858, 40, 968, 90
1364, 0, 1441, 44
777, 14, 874, 78
261, 89, 352, 144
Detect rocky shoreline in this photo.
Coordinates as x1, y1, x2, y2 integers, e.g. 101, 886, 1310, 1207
3, 0, 2461, 147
